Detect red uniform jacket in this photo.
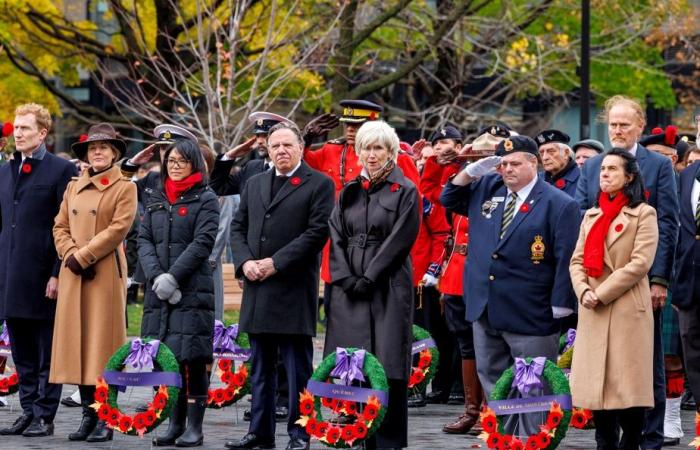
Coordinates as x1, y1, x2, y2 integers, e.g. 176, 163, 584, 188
411, 198, 450, 286
305, 139, 421, 282
419, 156, 467, 296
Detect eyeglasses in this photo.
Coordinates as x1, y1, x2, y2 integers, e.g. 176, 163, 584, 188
166, 158, 191, 168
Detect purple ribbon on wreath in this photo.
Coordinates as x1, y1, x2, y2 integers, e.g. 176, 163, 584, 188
330, 348, 366, 386
512, 356, 546, 396
0, 321, 9, 346
123, 339, 160, 371
563, 328, 576, 353
213, 320, 239, 352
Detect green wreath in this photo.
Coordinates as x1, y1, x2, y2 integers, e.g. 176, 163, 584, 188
485, 358, 571, 450
407, 325, 440, 393
207, 330, 251, 409
94, 339, 180, 437
297, 348, 389, 448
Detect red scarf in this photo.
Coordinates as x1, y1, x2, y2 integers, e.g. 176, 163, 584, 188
583, 192, 629, 278
164, 172, 203, 204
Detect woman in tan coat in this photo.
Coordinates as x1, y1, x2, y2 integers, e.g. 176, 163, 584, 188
569, 148, 658, 450
52, 123, 137, 442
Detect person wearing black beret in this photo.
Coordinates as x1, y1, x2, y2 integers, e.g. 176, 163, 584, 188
572, 139, 604, 168
535, 129, 579, 198
441, 134, 579, 436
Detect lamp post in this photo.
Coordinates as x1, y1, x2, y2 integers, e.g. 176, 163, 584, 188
580, 0, 590, 139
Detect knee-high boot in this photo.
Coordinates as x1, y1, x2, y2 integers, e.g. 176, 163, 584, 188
153, 389, 187, 446
442, 359, 483, 434
174, 395, 207, 447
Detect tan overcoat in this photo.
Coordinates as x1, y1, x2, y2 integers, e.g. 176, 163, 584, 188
569, 203, 658, 410
51, 165, 137, 385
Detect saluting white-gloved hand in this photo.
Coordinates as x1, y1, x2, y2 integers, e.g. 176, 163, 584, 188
152, 273, 178, 300
168, 289, 182, 305
465, 156, 501, 178
421, 273, 438, 288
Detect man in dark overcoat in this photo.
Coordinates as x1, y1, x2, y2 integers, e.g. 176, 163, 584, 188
575, 96, 679, 450
0, 103, 77, 437
226, 122, 334, 450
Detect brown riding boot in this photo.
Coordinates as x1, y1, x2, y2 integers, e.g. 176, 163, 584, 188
442, 359, 483, 434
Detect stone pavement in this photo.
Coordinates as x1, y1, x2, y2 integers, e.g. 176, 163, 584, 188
0, 335, 694, 449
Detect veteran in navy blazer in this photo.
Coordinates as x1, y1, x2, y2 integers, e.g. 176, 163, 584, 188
574, 96, 679, 450
440, 136, 579, 413
227, 122, 334, 450
0, 104, 77, 437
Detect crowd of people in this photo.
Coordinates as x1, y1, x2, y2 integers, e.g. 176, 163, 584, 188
0, 96, 699, 450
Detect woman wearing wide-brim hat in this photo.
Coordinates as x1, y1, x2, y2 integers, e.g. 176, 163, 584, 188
52, 123, 137, 442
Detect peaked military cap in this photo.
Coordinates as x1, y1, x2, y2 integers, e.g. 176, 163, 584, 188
248, 111, 290, 135
153, 124, 198, 145
339, 99, 383, 123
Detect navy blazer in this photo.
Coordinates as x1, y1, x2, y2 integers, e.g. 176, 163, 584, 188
440, 175, 579, 336
209, 156, 268, 197
543, 162, 580, 198
575, 145, 679, 283
0, 150, 77, 320
672, 161, 700, 309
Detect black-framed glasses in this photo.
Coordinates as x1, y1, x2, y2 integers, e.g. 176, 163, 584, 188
166, 158, 191, 168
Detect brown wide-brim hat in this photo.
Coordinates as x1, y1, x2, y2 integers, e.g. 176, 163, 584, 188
71, 123, 127, 162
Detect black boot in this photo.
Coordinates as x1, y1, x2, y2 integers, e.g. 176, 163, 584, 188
153, 390, 187, 446
86, 420, 113, 442
175, 396, 206, 447
70, 385, 98, 441
68, 407, 97, 441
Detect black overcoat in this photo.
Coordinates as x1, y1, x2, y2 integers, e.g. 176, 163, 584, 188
0, 149, 76, 320
138, 184, 219, 363
324, 166, 420, 380
209, 156, 268, 196
231, 161, 334, 336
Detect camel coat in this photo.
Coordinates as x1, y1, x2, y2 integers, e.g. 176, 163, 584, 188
51, 165, 137, 385
569, 203, 658, 410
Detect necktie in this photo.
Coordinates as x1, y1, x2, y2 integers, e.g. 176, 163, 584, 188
500, 192, 518, 239
271, 175, 287, 198
695, 191, 700, 229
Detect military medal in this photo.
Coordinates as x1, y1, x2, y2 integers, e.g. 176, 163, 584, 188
481, 200, 492, 218
531, 235, 545, 264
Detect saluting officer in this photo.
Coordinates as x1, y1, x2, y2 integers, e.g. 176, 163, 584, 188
535, 129, 579, 197
440, 135, 579, 434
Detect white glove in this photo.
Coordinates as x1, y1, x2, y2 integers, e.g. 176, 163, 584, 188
465, 156, 501, 178
168, 289, 182, 305
153, 273, 178, 300
421, 273, 438, 288
126, 277, 133, 289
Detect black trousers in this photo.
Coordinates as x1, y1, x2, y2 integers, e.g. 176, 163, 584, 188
5, 318, 61, 421
180, 362, 208, 396
365, 378, 408, 449
248, 333, 313, 441
594, 408, 645, 450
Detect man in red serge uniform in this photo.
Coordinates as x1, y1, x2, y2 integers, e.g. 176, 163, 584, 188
302, 99, 420, 297
421, 125, 508, 434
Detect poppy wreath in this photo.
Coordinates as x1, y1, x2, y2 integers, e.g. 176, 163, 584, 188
0, 322, 19, 397
407, 325, 439, 392
556, 330, 594, 430
480, 358, 571, 450
206, 325, 251, 409
92, 339, 180, 437
296, 348, 389, 448
689, 413, 700, 449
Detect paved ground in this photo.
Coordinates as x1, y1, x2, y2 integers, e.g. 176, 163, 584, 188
0, 336, 694, 449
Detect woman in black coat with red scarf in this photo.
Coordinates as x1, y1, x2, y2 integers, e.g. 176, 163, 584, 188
325, 120, 420, 450
138, 138, 219, 447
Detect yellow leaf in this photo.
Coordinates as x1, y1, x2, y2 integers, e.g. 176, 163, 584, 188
295, 416, 310, 427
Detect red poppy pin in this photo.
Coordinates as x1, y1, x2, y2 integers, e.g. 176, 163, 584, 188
615, 224, 623, 232
361, 180, 370, 190
21, 163, 31, 174
177, 206, 188, 216
290, 176, 301, 186
100, 177, 109, 186
520, 203, 530, 213
644, 190, 650, 200
555, 179, 566, 189
390, 183, 400, 192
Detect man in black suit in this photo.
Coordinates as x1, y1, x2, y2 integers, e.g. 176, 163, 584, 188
210, 111, 290, 196
226, 122, 334, 450
0, 103, 77, 437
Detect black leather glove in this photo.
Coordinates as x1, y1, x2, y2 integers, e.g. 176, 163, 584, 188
65, 255, 83, 276
352, 277, 374, 297
82, 265, 97, 280
339, 276, 360, 293
302, 113, 340, 147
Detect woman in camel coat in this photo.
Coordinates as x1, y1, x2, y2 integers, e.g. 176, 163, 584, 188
52, 123, 137, 442
569, 148, 658, 450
